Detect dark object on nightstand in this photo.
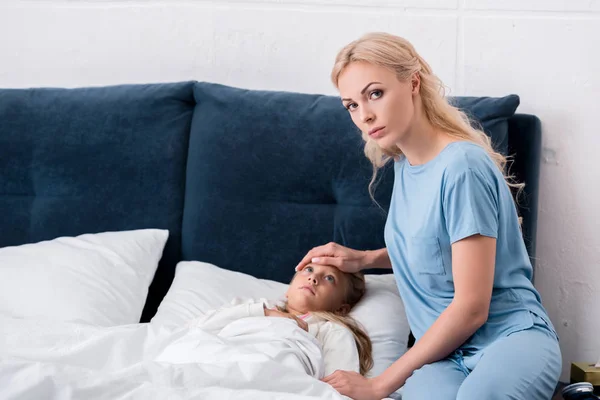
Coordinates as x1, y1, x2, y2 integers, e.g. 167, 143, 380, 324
562, 382, 600, 399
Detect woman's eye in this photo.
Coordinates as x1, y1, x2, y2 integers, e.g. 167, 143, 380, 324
325, 275, 335, 283
345, 103, 357, 111
305, 267, 313, 273
369, 90, 383, 100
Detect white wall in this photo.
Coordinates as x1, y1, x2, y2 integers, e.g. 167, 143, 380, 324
1, 0, 598, 381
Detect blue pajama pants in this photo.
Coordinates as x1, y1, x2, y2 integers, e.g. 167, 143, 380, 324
402, 315, 562, 400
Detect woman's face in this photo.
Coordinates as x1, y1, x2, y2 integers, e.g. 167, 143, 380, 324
286, 264, 349, 314
337, 61, 418, 151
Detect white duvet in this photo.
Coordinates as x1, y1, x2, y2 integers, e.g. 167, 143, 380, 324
0, 313, 352, 400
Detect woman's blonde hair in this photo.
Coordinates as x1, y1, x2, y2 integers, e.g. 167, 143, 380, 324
279, 271, 373, 376
330, 32, 523, 201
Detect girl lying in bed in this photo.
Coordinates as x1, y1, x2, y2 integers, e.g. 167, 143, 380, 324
0, 265, 373, 399
186, 263, 373, 377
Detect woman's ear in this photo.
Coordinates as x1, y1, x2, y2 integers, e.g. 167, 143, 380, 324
411, 72, 421, 94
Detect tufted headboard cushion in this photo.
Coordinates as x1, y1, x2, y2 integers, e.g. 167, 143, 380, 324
0, 82, 196, 321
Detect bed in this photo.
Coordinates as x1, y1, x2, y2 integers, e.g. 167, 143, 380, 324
0, 81, 541, 399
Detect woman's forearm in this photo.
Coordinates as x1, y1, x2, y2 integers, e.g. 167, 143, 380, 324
362, 248, 392, 269
374, 300, 488, 397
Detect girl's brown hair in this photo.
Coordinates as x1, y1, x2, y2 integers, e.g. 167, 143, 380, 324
279, 272, 373, 375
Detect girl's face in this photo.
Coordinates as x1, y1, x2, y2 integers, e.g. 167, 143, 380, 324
337, 61, 418, 151
286, 264, 349, 314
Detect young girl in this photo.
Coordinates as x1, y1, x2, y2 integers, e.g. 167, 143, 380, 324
296, 32, 562, 400
188, 263, 373, 377
0, 264, 373, 399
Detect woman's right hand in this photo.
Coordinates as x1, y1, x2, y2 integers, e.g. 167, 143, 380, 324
294, 242, 367, 274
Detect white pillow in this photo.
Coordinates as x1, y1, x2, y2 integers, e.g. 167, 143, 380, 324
0, 229, 169, 326
152, 261, 410, 377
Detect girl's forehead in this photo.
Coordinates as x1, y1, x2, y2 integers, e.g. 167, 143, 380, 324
305, 264, 344, 278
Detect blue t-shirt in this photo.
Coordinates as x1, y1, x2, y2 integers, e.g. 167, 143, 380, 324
384, 141, 556, 353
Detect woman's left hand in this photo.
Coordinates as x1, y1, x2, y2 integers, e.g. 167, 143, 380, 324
322, 370, 384, 400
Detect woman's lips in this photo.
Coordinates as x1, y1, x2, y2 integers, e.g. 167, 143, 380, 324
368, 126, 385, 138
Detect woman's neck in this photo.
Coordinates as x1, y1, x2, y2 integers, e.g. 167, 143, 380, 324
398, 105, 457, 166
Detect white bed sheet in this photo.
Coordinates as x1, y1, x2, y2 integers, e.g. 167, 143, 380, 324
0, 313, 367, 400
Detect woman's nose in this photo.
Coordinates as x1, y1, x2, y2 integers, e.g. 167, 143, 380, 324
360, 107, 375, 123
309, 275, 318, 285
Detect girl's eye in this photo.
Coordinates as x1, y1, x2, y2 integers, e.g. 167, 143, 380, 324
305, 267, 313, 273
325, 275, 335, 283
369, 90, 383, 100
345, 102, 358, 111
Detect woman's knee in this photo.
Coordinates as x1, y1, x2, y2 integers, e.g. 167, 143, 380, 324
456, 372, 559, 400
456, 329, 562, 400
402, 360, 466, 400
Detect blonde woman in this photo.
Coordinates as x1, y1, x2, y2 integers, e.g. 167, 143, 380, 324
296, 32, 561, 400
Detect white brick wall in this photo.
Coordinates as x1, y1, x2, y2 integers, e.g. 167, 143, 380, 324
1, 0, 598, 382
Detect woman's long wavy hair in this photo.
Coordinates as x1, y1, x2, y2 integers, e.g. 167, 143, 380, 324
330, 32, 524, 204
278, 271, 373, 376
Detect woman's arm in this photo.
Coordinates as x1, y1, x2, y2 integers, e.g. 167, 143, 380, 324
373, 234, 496, 397
362, 247, 393, 270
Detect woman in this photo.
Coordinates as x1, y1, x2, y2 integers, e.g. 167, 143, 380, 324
295, 32, 561, 400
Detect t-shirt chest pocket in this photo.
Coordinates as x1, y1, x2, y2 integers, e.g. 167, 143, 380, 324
408, 236, 446, 275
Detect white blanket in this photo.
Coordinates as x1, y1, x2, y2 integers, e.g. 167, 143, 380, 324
0, 314, 351, 400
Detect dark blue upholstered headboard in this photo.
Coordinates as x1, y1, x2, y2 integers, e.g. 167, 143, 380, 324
0, 82, 194, 321
506, 114, 542, 274
0, 81, 540, 322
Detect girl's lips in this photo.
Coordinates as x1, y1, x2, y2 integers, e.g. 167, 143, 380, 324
300, 286, 315, 295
